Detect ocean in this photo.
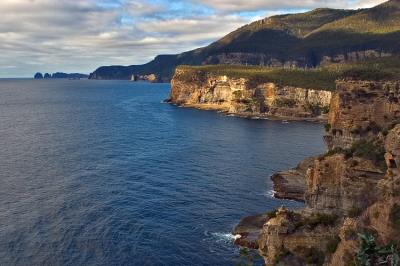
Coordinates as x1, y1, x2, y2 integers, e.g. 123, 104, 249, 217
0, 79, 325, 265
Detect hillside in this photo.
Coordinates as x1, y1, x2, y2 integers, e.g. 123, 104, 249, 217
89, 0, 400, 81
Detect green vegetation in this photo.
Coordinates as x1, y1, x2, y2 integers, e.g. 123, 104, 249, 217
356, 232, 399, 266
304, 213, 338, 228
390, 204, 400, 231
304, 103, 329, 115
348, 207, 363, 218
322, 139, 386, 170
295, 212, 338, 229
178, 64, 339, 90
351, 140, 386, 169
232, 90, 243, 100
274, 247, 291, 264
92, 1, 400, 81
177, 56, 400, 91
383, 119, 400, 136
312, 0, 400, 35
266, 209, 277, 219
236, 248, 263, 266
326, 236, 341, 254
325, 123, 332, 132
344, 228, 358, 241
295, 246, 325, 265
274, 98, 297, 108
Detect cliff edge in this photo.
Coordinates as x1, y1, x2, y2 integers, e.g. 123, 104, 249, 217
167, 66, 333, 121
236, 79, 400, 265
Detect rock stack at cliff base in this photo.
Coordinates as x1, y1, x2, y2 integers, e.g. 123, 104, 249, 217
235, 80, 400, 266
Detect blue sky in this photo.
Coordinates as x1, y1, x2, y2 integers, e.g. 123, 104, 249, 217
0, 0, 386, 77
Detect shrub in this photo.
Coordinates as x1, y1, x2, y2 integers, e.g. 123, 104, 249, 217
233, 90, 243, 100
266, 209, 277, 219
274, 247, 291, 264
350, 140, 386, 170
383, 119, 400, 135
326, 236, 341, 254
325, 123, 332, 132
356, 232, 400, 266
344, 228, 358, 241
274, 98, 297, 108
348, 207, 363, 218
295, 247, 325, 265
390, 204, 400, 231
321, 106, 330, 114
301, 213, 338, 229
365, 121, 382, 134
323, 147, 344, 157
304, 103, 325, 115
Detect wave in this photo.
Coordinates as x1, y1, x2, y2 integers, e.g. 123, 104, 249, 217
264, 190, 276, 199
211, 232, 241, 244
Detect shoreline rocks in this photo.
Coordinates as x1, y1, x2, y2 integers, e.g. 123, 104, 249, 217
234, 80, 400, 265
232, 214, 269, 249
271, 157, 316, 202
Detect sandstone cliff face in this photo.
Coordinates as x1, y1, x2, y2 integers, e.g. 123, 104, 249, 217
203, 50, 392, 70
271, 157, 316, 202
305, 154, 384, 215
258, 208, 339, 266
237, 80, 400, 265
325, 80, 400, 150
320, 50, 392, 66
169, 68, 332, 120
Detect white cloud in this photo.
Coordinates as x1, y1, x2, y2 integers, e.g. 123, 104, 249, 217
0, 0, 390, 77
193, 0, 387, 12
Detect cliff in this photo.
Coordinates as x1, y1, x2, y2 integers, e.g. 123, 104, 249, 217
271, 156, 316, 202
89, 0, 400, 81
33, 72, 89, 79
235, 80, 400, 265
168, 67, 333, 120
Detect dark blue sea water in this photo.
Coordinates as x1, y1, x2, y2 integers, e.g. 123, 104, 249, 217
0, 79, 325, 266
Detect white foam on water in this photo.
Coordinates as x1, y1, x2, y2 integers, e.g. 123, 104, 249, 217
211, 232, 241, 243
264, 190, 276, 198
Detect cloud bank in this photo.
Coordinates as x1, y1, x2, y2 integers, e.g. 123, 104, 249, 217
0, 0, 387, 77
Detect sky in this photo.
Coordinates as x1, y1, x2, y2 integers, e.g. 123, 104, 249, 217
0, 0, 387, 77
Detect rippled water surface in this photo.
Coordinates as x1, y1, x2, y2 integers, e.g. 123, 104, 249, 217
0, 79, 325, 265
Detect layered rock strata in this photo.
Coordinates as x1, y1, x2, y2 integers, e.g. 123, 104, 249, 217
168, 68, 332, 121
271, 157, 316, 202
236, 80, 400, 265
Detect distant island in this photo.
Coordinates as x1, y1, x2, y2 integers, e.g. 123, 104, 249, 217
34, 72, 89, 79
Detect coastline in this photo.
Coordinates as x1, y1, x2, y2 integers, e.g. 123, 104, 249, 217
169, 102, 328, 123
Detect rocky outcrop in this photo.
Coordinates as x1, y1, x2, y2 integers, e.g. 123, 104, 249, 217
34, 72, 89, 79
320, 50, 392, 65
271, 157, 316, 202
131, 73, 158, 82
233, 214, 270, 249
168, 68, 332, 120
236, 80, 400, 265
203, 51, 392, 70
34, 72, 43, 79
258, 208, 339, 266
305, 154, 384, 215
385, 125, 400, 176
325, 80, 400, 150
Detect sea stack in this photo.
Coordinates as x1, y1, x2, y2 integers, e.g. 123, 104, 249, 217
34, 72, 43, 79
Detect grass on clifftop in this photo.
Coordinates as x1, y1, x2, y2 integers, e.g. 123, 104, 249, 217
177, 57, 400, 91
177, 65, 338, 90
